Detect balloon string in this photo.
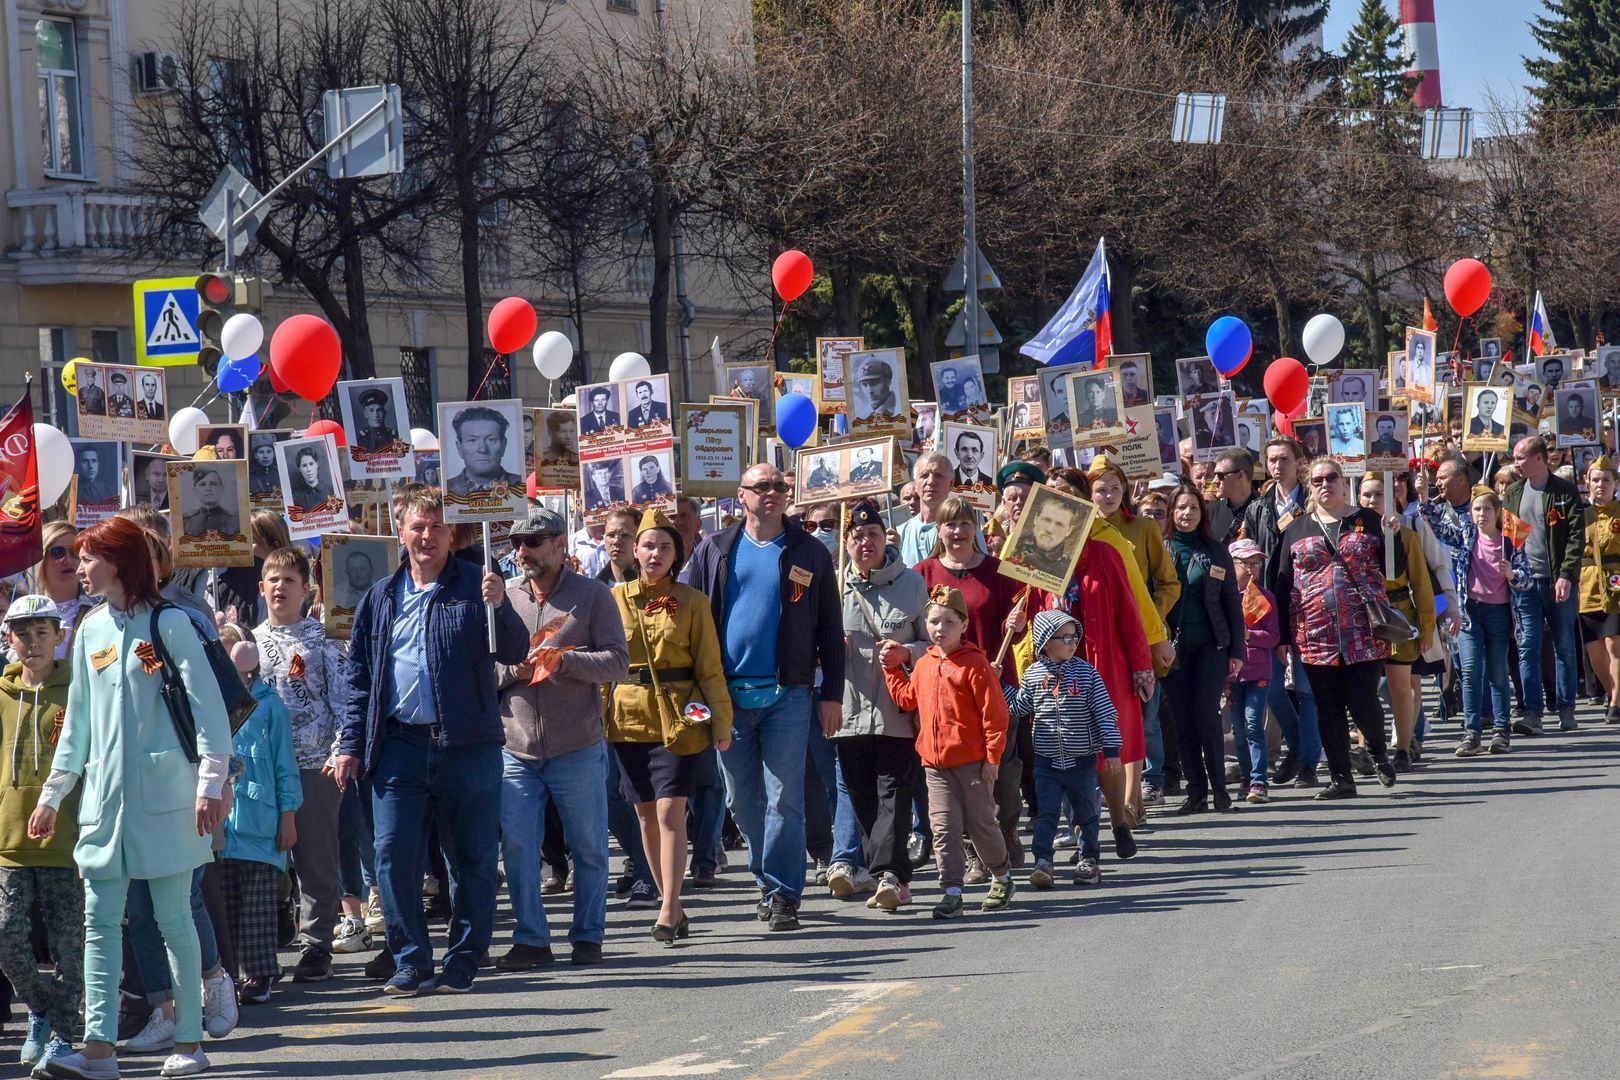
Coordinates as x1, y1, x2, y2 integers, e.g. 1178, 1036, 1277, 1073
762, 300, 795, 365
1449, 316, 1469, 385
471, 352, 510, 402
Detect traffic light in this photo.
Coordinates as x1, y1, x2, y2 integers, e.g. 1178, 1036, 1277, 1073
195, 272, 233, 377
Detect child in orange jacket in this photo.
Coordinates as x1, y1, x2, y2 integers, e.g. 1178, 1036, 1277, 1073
881, 585, 1015, 919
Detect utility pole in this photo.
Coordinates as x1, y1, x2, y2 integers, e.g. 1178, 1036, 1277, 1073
656, 0, 695, 400
961, 0, 980, 354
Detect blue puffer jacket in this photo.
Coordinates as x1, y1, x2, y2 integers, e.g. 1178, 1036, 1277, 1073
222, 678, 303, 870
339, 555, 529, 777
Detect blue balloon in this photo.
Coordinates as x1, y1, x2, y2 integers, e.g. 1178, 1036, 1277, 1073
216, 357, 253, 393
1206, 316, 1253, 376
1434, 591, 1447, 616
776, 391, 818, 449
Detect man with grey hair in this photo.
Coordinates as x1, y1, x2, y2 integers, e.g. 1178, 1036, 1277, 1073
895, 453, 954, 567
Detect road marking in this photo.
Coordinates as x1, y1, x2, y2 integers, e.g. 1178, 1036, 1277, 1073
1423, 964, 1485, 972
603, 1053, 747, 1077
1439, 1042, 1549, 1078
754, 982, 921, 1080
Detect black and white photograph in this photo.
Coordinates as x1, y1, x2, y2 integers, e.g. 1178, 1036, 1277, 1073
579, 383, 624, 438
1474, 354, 1498, 383
1479, 337, 1503, 360
910, 402, 938, 450
76, 362, 166, 443
1175, 355, 1223, 399
816, 335, 862, 415
722, 363, 775, 430
248, 430, 293, 499
801, 449, 841, 494
129, 451, 178, 511
320, 534, 399, 641
1154, 408, 1180, 471
70, 440, 122, 527
1294, 420, 1328, 460
276, 434, 348, 540
1189, 391, 1238, 462
1235, 413, 1264, 458
997, 484, 1097, 594
436, 398, 528, 522
1039, 362, 1085, 450
1595, 345, 1620, 390
793, 438, 893, 506
534, 408, 581, 490
1575, 445, 1603, 485
414, 451, 441, 487
1387, 350, 1408, 398
338, 377, 412, 479
624, 376, 673, 432
1555, 379, 1600, 447
930, 356, 990, 422
582, 457, 628, 513
1325, 402, 1367, 474
1538, 354, 1573, 391
1405, 327, 1438, 405
846, 349, 910, 441
628, 451, 676, 505
1065, 369, 1128, 449
168, 459, 252, 568
1330, 369, 1379, 412
76, 364, 106, 417
942, 421, 997, 511
1008, 376, 1043, 439
1306, 377, 1330, 419
1513, 376, 1546, 419
1366, 411, 1410, 473
198, 424, 245, 461
1107, 353, 1153, 408
134, 370, 166, 422
1462, 385, 1510, 453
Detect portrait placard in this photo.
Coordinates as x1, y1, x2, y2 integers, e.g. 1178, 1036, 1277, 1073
1008, 376, 1043, 440
1189, 391, 1239, 463
1325, 402, 1367, 475
1330, 369, 1379, 412
74, 362, 167, 444
792, 437, 893, 508
909, 402, 938, 451
1365, 410, 1409, 473
1538, 353, 1576, 390
1512, 375, 1547, 421
720, 363, 775, 433
1100, 405, 1163, 481
1478, 337, 1503, 360
247, 429, 295, 509
1175, 355, 1225, 400
930, 356, 992, 425
996, 485, 1096, 594
1038, 362, 1086, 451
1106, 353, 1153, 408
1305, 377, 1330, 419
1594, 345, 1620, 390
845, 350, 910, 442
168, 459, 251, 568
1065, 369, 1128, 449
578, 374, 673, 453
1387, 350, 1408, 399
940, 420, 998, 511
129, 451, 180, 511
276, 434, 349, 540
414, 450, 441, 488
321, 534, 398, 641
436, 399, 528, 523
708, 394, 758, 461
533, 408, 580, 490
1234, 408, 1267, 459
337, 377, 413, 479
1404, 327, 1438, 404
197, 424, 246, 461
1554, 379, 1600, 447
1154, 407, 1181, 472
816, 336, 863, 414
69, 440, 123, 527
679, 403, 750, 498
1461, 385, 1510, 452
1293, 419, 1328, 460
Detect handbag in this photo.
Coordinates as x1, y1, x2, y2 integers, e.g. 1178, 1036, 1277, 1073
148, 603, 257, 763
1316, 519, 1419, 645
629, 599, 710, 749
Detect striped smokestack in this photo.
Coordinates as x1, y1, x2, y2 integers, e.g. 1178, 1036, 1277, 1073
1399, 0, 1442, 108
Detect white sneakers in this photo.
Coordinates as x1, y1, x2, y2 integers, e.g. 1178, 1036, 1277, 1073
34, 1050, 120, 1079
332, 913, 372, 954
827, 863, 877, 898
159, 1049, 210, 1077
123, 1011, 176, 1054
201, 971, 238, 1040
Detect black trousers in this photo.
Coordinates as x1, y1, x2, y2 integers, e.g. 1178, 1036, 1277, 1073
1165, 637, 1230, 801
834, 734, 916, 884
1305, 660, 1387, 783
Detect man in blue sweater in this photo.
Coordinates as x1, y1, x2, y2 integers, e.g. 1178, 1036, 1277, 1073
687, 463, 844, 931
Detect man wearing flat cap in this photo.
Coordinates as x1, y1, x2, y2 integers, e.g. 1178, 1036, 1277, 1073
355, 387, 400, 451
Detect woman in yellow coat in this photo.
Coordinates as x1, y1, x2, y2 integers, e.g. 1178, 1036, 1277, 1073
1358, 475, 1436, 769
1579, 456, 1620, 724
609, 509, 733, 944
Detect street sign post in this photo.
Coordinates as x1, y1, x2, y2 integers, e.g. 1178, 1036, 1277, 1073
133, 276, 204, 366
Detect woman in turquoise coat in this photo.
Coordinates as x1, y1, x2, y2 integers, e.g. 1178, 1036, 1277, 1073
29, 517, 233, 1080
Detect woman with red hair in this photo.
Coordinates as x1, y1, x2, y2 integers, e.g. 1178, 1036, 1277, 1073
27, 517, 234, 1079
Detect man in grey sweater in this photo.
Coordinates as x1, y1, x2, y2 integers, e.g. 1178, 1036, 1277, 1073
493, 507, 630, 970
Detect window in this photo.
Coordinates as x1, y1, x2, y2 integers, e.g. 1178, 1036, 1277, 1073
399, 348, 438, 430
90, 329, 122, 364
607, 0, 638, 12
37, 328, 78, 437
206, 58, 253, 173
36, 18, 84, 176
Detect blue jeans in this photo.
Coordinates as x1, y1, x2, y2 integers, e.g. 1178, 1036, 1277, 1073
371, 729, 501, 981
500, 742, 609, 947
1269, 653, 1322, 768
1228, 681, 1269, 786
830, 751, 864, 869
126, 864, 219, 1003
1031, 756, 1100, 863
688, 746, 727, 876
1513, 578, 1579, 716
605, 749, 652, 885
719, 687, 811, 902
338, 779, 376, 898
1141, 681, 1165, 788
1460, 598, 1513, 735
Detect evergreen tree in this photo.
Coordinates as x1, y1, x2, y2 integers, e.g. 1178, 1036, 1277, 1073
1126, 0, 1328, 52
1526, 0, 1620, 133
1336, 0, 1420, 133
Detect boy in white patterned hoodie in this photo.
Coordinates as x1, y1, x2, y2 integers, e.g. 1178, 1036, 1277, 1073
253, 546, 349, 981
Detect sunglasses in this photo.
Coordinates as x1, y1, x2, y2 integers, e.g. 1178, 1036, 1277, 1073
804, 520, 839, 533
744, 481, 792, 495
511, 535, 557, 549
1212, 470, 1242, 480
1309, 474, 1342, 486
46, 545, 72, 561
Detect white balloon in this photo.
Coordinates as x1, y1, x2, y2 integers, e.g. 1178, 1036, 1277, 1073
409, 427, 439, 452
609, 351, 651, 381
32, 424, 73, 505
532, 331, 575, 381
220, 312, 264, 361
168, 406, 209, 456
1302, 313, 1345, 367
560, 393, 578, 409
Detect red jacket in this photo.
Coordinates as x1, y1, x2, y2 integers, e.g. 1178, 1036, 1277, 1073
883, 640, 1009, 769
1035, 539, 1151, 744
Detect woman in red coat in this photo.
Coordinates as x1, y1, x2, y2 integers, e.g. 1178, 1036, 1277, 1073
1032, 536, 1151, 857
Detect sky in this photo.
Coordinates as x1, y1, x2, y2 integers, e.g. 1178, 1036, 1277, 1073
1321, 0, 1549, 121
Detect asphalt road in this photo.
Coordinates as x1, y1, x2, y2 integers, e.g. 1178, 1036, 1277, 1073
59, 704, 1620, 1080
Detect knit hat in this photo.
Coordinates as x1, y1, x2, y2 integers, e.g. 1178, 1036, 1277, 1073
1032, 609, 1080, 655
997, 460, 1045, 492
925, 584, 968, 620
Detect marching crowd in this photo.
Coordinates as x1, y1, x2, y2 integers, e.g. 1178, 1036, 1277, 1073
0, 421, 1614, 1079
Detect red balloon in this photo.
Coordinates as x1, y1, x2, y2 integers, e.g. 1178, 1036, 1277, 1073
772, 250, 814, 303
487, 296, 537, 355
269, 315, 342, 402
526, 471, 539, 500
1444, 258, 1492, 318
304, 418, 346, 449
1275, 412, 1294, 437
1262, 356, 1310, 415
267, 363, 288, 394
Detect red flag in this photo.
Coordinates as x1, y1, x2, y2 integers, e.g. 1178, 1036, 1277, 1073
0, 388, 41, 579
1422, 299, 1439, 333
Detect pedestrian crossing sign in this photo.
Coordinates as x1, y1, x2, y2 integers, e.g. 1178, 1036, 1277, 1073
133, 276, 203, 366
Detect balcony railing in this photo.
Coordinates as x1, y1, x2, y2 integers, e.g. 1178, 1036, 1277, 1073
6, 188, 159, 256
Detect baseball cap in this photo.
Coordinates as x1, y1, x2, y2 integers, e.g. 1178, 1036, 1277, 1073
509, 506, 567, 539
1228, 538, 1264, 563
3, 595, 62, 629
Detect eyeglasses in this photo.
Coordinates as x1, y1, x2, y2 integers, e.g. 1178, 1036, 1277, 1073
744, 481, 791, 495
804, 520, 839, 533
1309, 474, 1342, 487
1212, 470, 1242, 480
1048, 633, 1080, 644
1139, 507, 1166, 520
45, 545, 71, 561
510, 535, 556, 550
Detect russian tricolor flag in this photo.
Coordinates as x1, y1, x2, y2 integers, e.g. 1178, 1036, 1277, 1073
1020, 238, 1113, 369
1530, 291, 1553, 357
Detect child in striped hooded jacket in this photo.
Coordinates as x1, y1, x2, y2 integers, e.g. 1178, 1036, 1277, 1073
1005, 610, 1120, 888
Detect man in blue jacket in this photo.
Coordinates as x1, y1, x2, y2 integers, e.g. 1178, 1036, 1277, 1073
686, 463, 844, 931
334, 488, 528, 996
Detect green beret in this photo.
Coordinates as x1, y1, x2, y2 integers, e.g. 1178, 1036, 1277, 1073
996, 460, 1045, 492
